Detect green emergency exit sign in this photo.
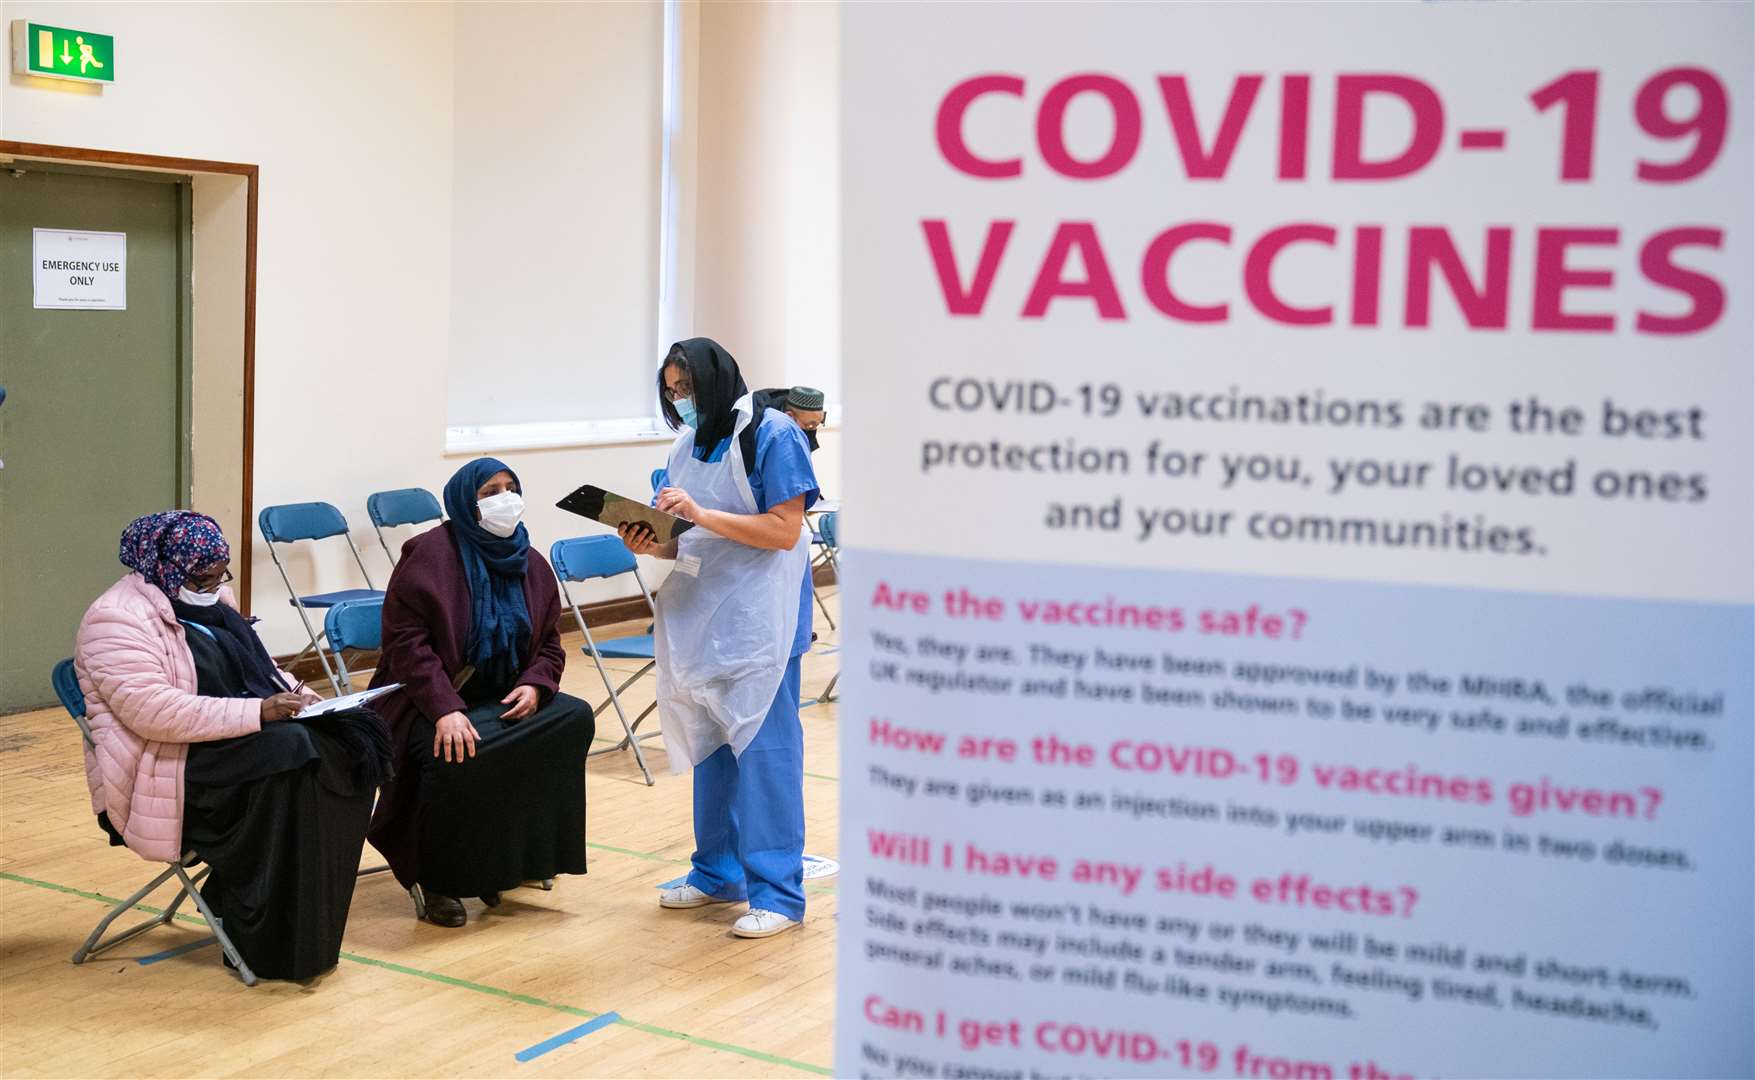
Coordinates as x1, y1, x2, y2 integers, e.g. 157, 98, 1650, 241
10, 21, 114, 84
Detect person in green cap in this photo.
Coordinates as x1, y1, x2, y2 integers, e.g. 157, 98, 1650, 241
754, 385, 826, 452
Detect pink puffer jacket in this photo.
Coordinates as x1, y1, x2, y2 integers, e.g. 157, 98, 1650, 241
74, 573, 312, 862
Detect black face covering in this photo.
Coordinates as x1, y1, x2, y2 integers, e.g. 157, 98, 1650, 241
660, 338, 767, 471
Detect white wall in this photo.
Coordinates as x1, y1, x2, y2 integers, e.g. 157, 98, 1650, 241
776, 4, 841, 403
2, 0, 843, 655
188, 172, 249, 550
691, 1, 841, 403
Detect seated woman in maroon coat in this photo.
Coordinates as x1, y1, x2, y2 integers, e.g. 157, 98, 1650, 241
366, 457, 594, 928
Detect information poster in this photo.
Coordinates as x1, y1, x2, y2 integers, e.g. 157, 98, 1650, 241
32, 228, 126, 310
836, 5, 1751, 1078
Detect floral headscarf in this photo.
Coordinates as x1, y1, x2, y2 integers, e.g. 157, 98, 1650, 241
118, 511, 230, 595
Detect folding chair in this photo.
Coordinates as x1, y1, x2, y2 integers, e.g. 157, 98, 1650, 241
806, 509, 839, 631
812, 512, 841, 706
817, 510, 842, 574
813, 510, 842, 628
52, 659, 259, 986
259, 502, 383, 696
366, 487, 443, 568
323, 596, 384, 695
550, 536, 662, 786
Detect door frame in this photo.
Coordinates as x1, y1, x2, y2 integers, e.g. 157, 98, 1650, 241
0, 140, 259, 612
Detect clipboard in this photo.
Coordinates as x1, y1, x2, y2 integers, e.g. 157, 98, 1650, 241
298, 683, 401, 718
556, 484, 695, 542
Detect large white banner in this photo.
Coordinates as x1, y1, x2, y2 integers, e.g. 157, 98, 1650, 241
837, 4, 1751, 1078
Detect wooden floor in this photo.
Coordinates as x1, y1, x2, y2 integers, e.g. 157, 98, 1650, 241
0, 596, 844, 1079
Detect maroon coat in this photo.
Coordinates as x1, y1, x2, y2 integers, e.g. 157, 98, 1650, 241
365, 523, 568, 885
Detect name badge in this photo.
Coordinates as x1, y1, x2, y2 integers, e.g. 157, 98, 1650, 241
675, 554, 703, 577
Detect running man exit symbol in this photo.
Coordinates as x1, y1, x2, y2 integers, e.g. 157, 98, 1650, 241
48, 32, 105, 74
50, 32, 103, 74
10, 21, 115, 84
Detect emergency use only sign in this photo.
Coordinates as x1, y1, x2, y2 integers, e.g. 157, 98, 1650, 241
33, 229, 126, 310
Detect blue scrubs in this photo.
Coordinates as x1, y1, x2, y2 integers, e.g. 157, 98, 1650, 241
681, 410, 818, 919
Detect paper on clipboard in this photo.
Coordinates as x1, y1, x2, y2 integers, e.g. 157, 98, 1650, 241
556, 484, 695, 542
298, 683, 401, 718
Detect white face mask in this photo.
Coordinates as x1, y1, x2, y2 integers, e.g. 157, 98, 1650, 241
177, 585, 222, 607
477, 490, 525, 538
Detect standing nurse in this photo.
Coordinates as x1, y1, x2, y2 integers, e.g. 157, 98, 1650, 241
620, 337, 817, 939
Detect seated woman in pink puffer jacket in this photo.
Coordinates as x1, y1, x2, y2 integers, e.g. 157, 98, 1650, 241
75, 511, 390, 982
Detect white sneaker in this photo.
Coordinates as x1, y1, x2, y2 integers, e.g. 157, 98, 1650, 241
659, 883, 734, 909
732, 909, 799, 938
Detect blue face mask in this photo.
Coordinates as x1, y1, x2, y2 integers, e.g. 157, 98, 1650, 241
674, 397, 698, 428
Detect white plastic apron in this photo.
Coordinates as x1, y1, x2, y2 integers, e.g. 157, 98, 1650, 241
653, 396, 808, 771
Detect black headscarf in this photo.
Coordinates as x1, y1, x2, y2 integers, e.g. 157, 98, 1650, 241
659, 338, 766, 470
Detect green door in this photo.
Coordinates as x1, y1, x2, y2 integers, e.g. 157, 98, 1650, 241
0, 165, 190, 713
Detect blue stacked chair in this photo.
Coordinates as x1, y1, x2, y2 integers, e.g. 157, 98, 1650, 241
51, 659, 259, 985
550, 536, 662, 786
258, 502, 383, 695
365, 487, 443, 568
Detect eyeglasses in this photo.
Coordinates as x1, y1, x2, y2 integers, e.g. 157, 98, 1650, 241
662, 382, 694, 403
188, 567, 234, 591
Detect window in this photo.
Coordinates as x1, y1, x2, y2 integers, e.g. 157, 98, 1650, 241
444, 1, 668, 452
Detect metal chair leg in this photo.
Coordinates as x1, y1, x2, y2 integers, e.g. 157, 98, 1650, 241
74, 857, 256, 985
71, 862, 183, 964
333, 648, 356, 695
269, 543, 344, 696
296, 611, 344, 697
374, 524, 399, 569
173, 864, 256, 986
159, 865, 210, 922
625, 701, 659, 740
821, 672, 840, 703
617, 713, 656, 786
811, 582, 838, 630
562, 580, 658, 786
585, 662, 656, 786
604, 702, 664, 747
589, 663, 655, 720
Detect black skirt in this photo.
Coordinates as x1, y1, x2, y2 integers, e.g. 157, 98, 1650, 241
172, 625, 385, 982
405, 692, 594, 898
183, 718, 375, 981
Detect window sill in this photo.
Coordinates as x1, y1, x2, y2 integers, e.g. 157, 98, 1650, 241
444, 417, 674, 456
444, 403, 842, 456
